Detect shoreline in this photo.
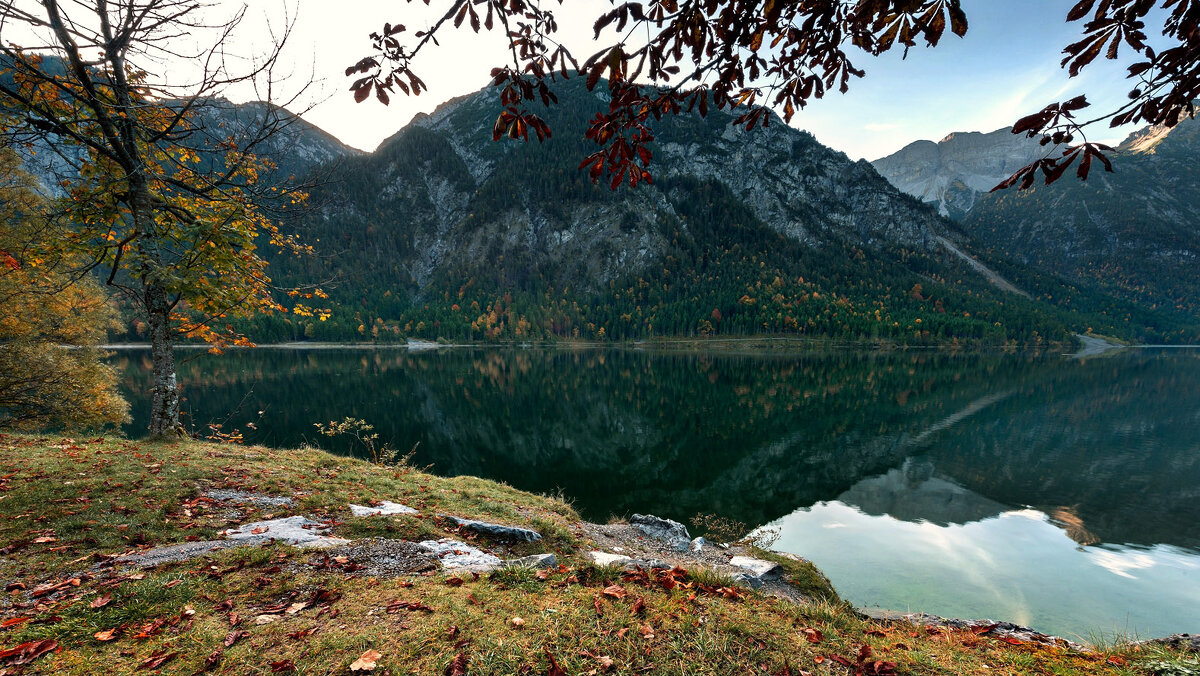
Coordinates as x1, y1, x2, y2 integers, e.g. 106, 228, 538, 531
0, 433, 1193, 674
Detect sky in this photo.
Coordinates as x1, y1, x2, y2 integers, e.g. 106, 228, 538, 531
3, 0, 1159, 160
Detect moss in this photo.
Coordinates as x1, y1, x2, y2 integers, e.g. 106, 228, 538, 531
751, 546, 842, 603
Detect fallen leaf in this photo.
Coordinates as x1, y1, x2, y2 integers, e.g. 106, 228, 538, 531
164, 580, 183, 589
631, 596, 646, 616
801, 627, 823, 643
386, 600, 433, 614
251, 527, 269, 534
90, 594, 114, 609
285, 601, 309, 615
199, 649, 222, 672
224, 630, 250, 647
1, 618, 30, 629
269, 659, 296, 672
639, 624, 655, 639
510, 617, 525, 628
350, 649, 381, 671
444, 651, 469, 676
287, 627, 317, 640
137, 650, 178, 671
93, 628, 120, 642
444, 577, 464, 587
0, 639, 58, 666
602, 585, 627, 599
544, 648, 567, 676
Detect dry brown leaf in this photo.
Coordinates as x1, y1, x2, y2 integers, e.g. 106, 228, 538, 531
349, 649, 382, 672
602, 584, 627, 599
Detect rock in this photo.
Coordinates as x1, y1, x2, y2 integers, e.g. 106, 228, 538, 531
439, 515, 542, 542
349, 501, 418, 517
316, 539, 439, 577
624, 559, 671, 570
1148, 634, 1200, 652
224, 516, 348, 548
732, 572, 764, 589
114, 540, 240, 568
587, 551, 633, 566
418, 539, 501, 572
204, 489, 295, 507
629, 514, 690, 551
504, 553, 557, 569
729, 556, 784, 582
690, 537, 709, 553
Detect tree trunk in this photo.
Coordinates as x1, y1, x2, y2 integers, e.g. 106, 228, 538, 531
145, 281, 180, 437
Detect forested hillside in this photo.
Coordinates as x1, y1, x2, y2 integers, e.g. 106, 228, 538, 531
223, 79, 1183, 346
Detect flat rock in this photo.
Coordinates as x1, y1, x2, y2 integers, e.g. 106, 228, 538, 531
630, 514, 690, 551
690, 537, 709, 553
224, 516, 348, 548
729, 556, 784, 581
204, 489, 295, 507
349, 501, 418, 517
504, 553, 557, 569
418, 539, 502, 572
440, 515, 542, 542
313, 538, 438, 577
587, 551, 633, 566
115, 540, 241, 568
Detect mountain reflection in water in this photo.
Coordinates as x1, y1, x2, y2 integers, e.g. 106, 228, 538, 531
114, 346, 1200, 638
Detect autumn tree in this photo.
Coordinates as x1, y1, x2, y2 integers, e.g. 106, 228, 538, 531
348, 0, 1197, 189
0, 1, 325, 436
0, 147, 128, 430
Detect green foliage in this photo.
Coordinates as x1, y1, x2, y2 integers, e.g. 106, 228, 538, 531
221, 79, 1187, 347
0, 148, 128, 430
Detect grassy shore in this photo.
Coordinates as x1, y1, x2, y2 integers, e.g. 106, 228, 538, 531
0, 434, 1190, 675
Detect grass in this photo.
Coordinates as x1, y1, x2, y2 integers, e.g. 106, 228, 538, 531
0, 432, 1192, 674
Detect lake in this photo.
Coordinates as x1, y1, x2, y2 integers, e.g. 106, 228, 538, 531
113, 345, 1200, 641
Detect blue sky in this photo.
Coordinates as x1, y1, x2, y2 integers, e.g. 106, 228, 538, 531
794, 0, 1151, 159
282, 0, 1154, 159
4, 0, 1158, 159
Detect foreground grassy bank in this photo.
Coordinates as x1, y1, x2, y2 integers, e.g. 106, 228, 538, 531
0, 434, 1190, 675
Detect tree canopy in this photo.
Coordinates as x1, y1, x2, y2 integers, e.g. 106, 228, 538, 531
349, 0, 1198, 189
0, 0, 324, 436
0, 147, 128, 430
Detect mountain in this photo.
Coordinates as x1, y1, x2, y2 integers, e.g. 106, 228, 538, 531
253, 79, 1175, 345
871, 128, 1049, 219
955, 117, 1200, 338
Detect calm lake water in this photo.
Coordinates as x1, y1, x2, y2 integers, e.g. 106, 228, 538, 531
113, 346, 1200, 640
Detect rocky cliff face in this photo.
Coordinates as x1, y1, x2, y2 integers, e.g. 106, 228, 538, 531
306, 80, 958, 295
871, 128, 1049, 219
958, 116, 1200, 330
265, 80, 1192, 343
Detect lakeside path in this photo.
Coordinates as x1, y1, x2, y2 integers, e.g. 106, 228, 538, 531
0, 434, 1193, 674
